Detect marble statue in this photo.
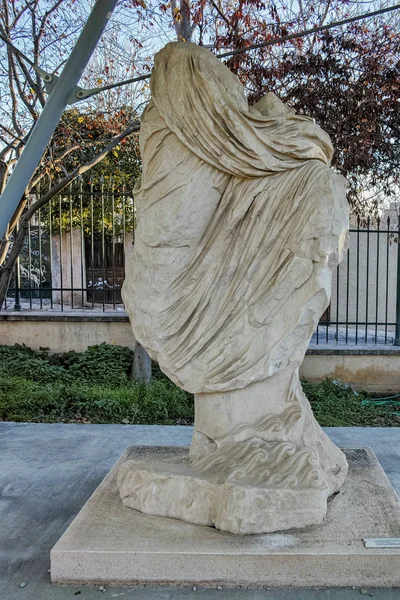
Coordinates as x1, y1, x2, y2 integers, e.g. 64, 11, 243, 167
120, 41, 349, 534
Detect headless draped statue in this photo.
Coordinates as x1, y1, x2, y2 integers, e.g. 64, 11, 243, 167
119, 42, 349, 535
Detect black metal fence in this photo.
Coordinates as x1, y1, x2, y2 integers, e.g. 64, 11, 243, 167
3, 178, 400, 346
313, 214, 400, 346
5, 176, 134, 312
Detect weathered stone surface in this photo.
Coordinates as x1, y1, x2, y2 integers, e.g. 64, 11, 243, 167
121, 41, 349, 533
51, 447, 400, 587
118, 376, 348, 534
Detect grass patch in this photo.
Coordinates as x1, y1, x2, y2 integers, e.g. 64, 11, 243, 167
0, 344, 398, 426
0, 376, 193, 424
303, 379, 399, 427
0, 343, 193, 424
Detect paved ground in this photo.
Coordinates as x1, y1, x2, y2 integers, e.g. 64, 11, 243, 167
1, 423, 400, 599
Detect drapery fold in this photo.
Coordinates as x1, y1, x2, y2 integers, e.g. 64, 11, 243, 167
150, 43, 333, 177
122, 42, 348, 393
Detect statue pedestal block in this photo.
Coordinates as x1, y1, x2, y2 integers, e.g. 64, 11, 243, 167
51, 447, 400, 588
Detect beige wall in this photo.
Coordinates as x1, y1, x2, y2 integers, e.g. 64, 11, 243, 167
0, 317, 135, 353
1, 317, 399, 392
330, 223, 397, 330
301, 353, 400, 393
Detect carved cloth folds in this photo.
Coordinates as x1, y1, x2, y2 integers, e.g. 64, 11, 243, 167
122, 42, 348, 394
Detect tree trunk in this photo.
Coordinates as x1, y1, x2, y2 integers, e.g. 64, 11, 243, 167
133, 341, 152, 383
0, 264, 13, 310
172, 0, 194, 42
0, 217, 28, 310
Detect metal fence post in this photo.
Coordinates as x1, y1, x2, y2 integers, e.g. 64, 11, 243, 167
14, 255, 21, 311
395, 211, 400, 345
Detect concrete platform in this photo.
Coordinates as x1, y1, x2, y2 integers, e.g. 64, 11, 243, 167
51, 446, 400, 588
2, 424, 400, 598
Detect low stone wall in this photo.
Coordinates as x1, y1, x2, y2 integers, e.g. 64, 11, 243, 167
1, 313, 399, 392
0, 312, 135, 352
303, 348, 400, 393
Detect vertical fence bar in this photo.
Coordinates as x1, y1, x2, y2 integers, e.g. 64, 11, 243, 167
79, 178, 84, 308
14, 222, 21, 311
111, 178, 116, 310
38, 205, 43, 309
27, 197, 33, 309
394, 211, 400, 345
365, 216, 370, 343
58, 192, 64, 311
122, 183, 126, 248
375, 218, 380, 343
49, 194, 53, 309
132, 185, 135, 243
385, 216, 390, 344
345, 246, 350, 344
101, 177, 106, 312
336, 262, 340, 343
325, 302, 329, 343
14, 257, 21, 310
90, 181, 95, 309
4, 272, 8, 309
69, 182, 74, 309
122, 183, 127, 311
355, 218, 360, 345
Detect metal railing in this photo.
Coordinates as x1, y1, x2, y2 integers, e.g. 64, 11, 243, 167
4, 177, 134, 312
3, 178, 400, 346
313, 215, 400, 346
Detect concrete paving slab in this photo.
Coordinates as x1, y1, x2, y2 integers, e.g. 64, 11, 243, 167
1, 423, 400, 599
3, 584, 400, 599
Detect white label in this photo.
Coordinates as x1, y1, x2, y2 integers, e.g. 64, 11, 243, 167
363, 538, 400, 548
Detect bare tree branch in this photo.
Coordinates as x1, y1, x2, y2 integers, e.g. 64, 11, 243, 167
0, 119, 140, 310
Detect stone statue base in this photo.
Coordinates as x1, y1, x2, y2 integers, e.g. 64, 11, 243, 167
118, 451, 339, 535
51, 447, 400, 587
117, 370, 348, 534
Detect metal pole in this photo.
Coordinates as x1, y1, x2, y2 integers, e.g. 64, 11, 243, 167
14, 254, 21, 311
0, 0, 118, 239
12, 216, 22, 310
395, 211, 400, 345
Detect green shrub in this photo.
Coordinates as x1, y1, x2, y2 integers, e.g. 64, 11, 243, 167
59, 343, 134, 385
0, 343, 398, 426
0, 344, 68, 383
0, 342, 133, 386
